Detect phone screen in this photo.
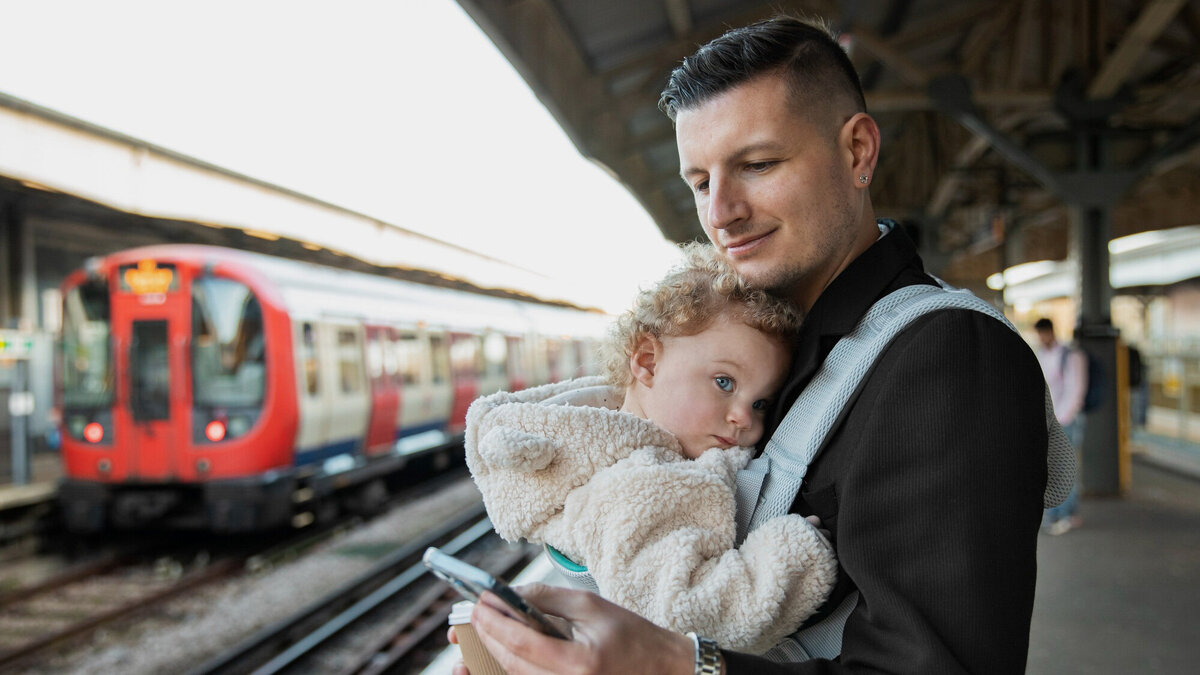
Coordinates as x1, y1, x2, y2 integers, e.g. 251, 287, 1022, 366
423, 547, 569, 639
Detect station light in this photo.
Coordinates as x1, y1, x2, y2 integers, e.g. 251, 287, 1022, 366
83, 422, 105, 443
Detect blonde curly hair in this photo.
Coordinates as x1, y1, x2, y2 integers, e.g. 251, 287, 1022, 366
601, 242, 804, 388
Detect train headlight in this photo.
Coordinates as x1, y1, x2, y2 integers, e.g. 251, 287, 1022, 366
83, 423, 105, 444
228, 416, 251, 437
69, 416, 87, 437
204, 420, 227, 442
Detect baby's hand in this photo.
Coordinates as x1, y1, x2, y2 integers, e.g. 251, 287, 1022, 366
805, 514, 832, 542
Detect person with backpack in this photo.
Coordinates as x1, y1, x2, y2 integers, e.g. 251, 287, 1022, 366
457, 16, 1074, 675
1033, 317, 1088, 535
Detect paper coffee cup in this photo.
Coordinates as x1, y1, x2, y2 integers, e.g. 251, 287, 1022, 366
449, 601, 508, 675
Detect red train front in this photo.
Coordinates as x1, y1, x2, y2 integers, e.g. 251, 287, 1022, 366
56, 245, 606, 532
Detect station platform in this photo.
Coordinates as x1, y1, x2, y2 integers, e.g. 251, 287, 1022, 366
4, 439, 1198, 673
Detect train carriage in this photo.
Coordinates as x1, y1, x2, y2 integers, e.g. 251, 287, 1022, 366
56, 245, 608, 532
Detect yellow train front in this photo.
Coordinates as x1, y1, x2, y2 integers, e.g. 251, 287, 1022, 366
56, 245, 607, 532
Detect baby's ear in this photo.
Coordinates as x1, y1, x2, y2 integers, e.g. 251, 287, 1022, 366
629, 334, 661, 387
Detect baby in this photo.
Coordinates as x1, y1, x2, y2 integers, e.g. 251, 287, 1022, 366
464, 243, 836, 654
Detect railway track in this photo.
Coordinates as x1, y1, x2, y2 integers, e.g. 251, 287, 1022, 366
0, 544, 243, 672
0, 469, 475, 673
188, 504, 534, 675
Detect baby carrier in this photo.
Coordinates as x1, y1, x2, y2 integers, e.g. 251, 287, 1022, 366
549, 279, 1077, 661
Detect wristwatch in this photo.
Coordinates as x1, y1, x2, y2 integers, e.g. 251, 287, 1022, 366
685, 631, 723, 675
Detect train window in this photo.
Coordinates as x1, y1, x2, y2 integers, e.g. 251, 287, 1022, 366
506, 336, 526, 380
546, 340, 562, 382
429, 334, 449, 384
130, 320, 170, 421
301, 323, 319, 394
191, 277, 265, 408
61, 279, 113, 408
382, 336, 399, 377
396, 332, 421, 385
450, 335, 479, 377
483, 333, 507, 377
572, 341, 586, 378
366, 333, 385, 380
337, 328, 364, 393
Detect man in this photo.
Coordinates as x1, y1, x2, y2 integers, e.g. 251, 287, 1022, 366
1033, 317, 1087, 534
463, 16, 1055, 674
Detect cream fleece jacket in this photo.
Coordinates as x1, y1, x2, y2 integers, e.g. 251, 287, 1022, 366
464, 376, 838, 654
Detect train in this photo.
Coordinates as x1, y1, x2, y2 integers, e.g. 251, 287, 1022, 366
56, 244, 610, 532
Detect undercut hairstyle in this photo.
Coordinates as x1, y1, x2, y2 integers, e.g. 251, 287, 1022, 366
658, 15, 866, 125
602, 242, 803, 388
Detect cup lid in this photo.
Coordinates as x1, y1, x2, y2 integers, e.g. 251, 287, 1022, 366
449, 600, 476, 624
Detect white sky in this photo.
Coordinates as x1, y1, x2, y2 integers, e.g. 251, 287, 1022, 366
0, 0, 684, 313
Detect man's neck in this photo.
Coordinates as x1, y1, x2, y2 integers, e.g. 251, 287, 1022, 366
792, 214, 884, 312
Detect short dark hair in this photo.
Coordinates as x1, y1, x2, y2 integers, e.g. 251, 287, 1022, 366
658, 15, 866, 122
1034, 318, 1054, 332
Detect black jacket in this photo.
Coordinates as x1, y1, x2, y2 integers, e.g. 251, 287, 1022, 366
725, 226, 1048, 674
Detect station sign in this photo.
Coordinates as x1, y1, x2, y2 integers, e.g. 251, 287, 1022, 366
0, 330, 34, 359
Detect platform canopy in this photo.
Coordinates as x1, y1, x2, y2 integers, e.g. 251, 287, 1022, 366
456, 0, 1200, 290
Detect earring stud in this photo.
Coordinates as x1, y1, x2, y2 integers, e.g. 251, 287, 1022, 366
858, 174, 869, 184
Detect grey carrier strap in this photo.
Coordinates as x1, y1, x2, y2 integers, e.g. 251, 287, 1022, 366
742, 279, 1076, 663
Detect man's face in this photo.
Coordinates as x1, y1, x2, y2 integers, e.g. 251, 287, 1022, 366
1037, 329, 1055, 349
675, 74, 864, 308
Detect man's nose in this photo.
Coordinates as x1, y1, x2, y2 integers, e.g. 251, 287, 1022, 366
705, 177, 749, 230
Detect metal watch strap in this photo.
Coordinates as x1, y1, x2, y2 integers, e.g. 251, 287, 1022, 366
686, 632, 722, 675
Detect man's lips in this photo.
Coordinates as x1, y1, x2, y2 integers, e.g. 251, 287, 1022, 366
723, 229, 773, 256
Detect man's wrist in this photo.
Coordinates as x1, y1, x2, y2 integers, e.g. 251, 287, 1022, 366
685, 632, 724, 675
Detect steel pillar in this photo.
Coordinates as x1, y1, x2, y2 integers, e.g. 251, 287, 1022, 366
1070, 132, 1122, 496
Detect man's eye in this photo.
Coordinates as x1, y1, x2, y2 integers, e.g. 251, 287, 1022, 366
747, 161, 774, 172
714, 376, 733, 392
694, 179, 709, 193
752, 399, 770, 411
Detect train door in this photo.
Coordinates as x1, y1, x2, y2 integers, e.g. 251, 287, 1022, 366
480, 332, 508, 396
363, 326, 399, 456
447, 333, 480, 432
545, 339, 563, 383
395, 329, 427, 430
111, 260, 188, 480
293, 321, 330, 459
323, 323, 370, 459
506, 336, 528, 391
426, 331, 453, 427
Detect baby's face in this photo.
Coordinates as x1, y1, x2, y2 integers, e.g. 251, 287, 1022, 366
641, 315, 791, 459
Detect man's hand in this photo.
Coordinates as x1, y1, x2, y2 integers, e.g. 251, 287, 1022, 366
467, 585, 697, 675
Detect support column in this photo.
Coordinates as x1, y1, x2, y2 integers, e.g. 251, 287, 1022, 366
1070, 131, 1122, 496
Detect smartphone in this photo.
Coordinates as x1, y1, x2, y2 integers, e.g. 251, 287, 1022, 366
423, 547, 569, 639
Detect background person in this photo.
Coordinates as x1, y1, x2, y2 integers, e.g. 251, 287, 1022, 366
461, 15, 1069, 675
1034, 317, 1087, 534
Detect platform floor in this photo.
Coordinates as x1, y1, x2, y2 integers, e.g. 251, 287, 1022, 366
6, 439, 1200, 674
1029, 454, 1200, 674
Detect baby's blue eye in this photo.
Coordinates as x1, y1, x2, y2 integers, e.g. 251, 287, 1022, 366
753, 399, 769, 411
714, 376, 733, 392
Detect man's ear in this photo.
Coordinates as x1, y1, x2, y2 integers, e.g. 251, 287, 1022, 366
841, 112, 880, 188
629, 335, 661, 387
